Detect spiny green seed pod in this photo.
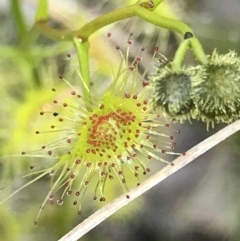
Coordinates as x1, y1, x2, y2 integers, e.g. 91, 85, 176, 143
151, 56, 195, 122
191, 50, 240, 127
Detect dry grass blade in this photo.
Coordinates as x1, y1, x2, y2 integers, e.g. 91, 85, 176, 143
58, 120, 240, 241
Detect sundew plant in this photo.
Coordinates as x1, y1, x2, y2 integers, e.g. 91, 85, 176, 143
1, 0, 240, 241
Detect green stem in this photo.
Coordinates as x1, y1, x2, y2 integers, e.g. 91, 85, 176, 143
74, 5, 137, 41
20, 25, 40, 50
151, 0, 165, 6
134, 5, 193, 36
172, 39, 190, 71
35, 4, 137, 41
73, 38, 91, 104
35, 0, 49, 21
172, 37, 208, 69
35, 1, 193, 41
35, 21, 73, 41
10, 0, 28, 41
11, 0, 41, 88
34, 0, 208, 97
25, 52, 41, 88
190, 37, 208, 65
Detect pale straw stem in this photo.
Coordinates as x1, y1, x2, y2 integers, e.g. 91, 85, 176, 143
58, 120, 240, 241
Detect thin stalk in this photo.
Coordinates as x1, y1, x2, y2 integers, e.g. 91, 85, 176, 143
134, 5, 193, 36
35, 21, 73, 41
10, 0, 28, 41
35, 1, 194, 41
33, 0, 207, 94
172, 39, 190, 71
74, 5, 137, 41
190, 37, 208, 65
58, 120, 240, 241
35, 0, 49, 21
73, 38, 91, 104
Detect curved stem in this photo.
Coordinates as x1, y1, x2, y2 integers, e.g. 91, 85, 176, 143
35, 1, 194, 41
58, 119, 240, 241
172, 39, 190, 70
190, 37, 208, 65
34, 0, 207, 95
134, 5, 193, 36
75, 5, 136, 41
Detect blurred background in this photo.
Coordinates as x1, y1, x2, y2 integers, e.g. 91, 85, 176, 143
0, 0, 240, 240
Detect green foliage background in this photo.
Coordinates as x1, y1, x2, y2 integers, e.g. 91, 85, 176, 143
0, 0, 240, 240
